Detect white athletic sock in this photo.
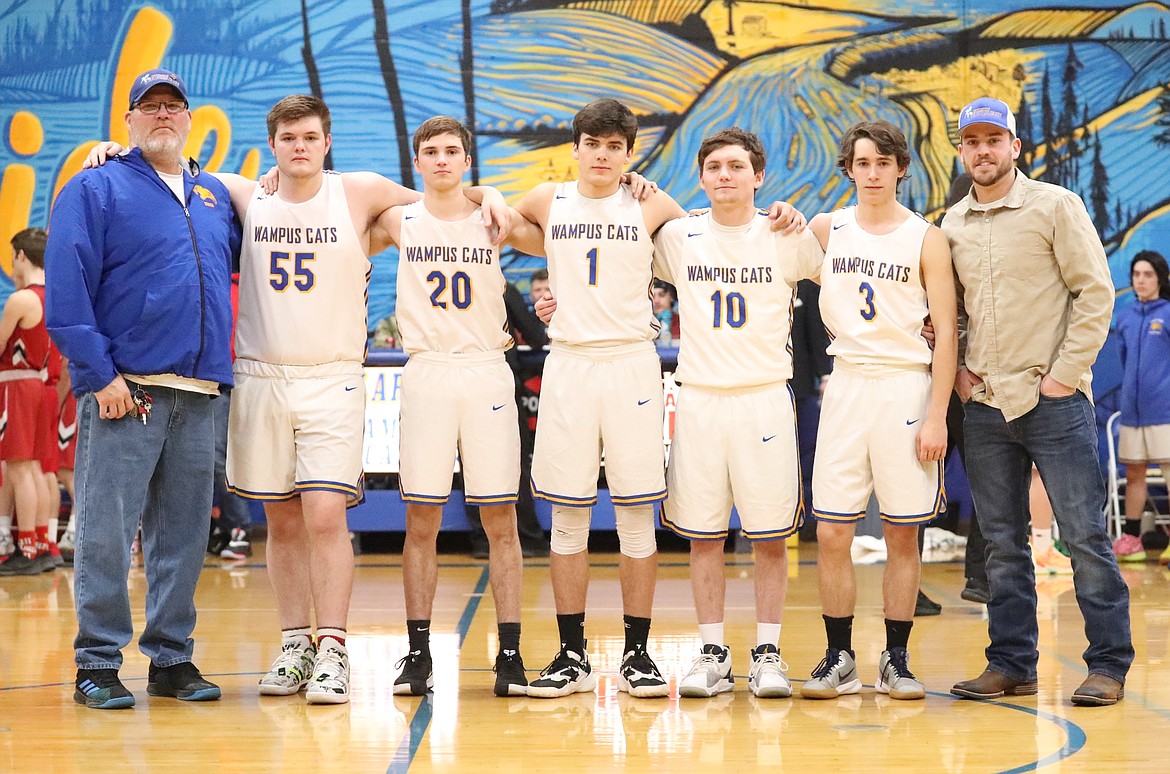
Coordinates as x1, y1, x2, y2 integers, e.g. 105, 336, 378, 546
282, 626, 313, 650
0, 513, 12, 547
316, 627, 347, 651
48, 517, 58, 547
698, 622, 725, 648
756, 622, 782, 649
1031, 527, 1053, 554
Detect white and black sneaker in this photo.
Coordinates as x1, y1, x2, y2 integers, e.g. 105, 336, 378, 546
258, 640, 316, 696
617, 647, 669, 698
527, 645, 597, 698
306, 643, 350, 704
748, 644, 792, 698
679, 644, 734, 698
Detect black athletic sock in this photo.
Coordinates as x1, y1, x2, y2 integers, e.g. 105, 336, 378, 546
885, 618, 913, 651
623, 615, 651, 654
1123, 519, 1142, 537
556, 612, 586, 654
824, 614, 854, 652
498, 622, 521, 654
407, 619, 431, 656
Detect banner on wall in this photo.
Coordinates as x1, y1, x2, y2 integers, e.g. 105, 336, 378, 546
361, 365, 680, 474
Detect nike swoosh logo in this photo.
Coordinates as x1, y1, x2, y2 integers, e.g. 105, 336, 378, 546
905, 419, 919, 425
637, 399, 651, 406
404, 215, 416, 220
493, 404, 506, 411
687, 232, 703, 237
555, 195, 567, 200
345, 386, 357, 392
832, 223, 845, 230
762, 435, 776, 443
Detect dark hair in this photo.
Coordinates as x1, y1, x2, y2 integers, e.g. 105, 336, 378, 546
1131, 250, 1170, 300
11, 227, 46, 269
697, 127, 766, 174
653, 280, 677, 302
530, 267, 549, 283
838, 120, 912, 184
572, 99, 637, 151
267, 95, 331, 140
413, 116, 472, 157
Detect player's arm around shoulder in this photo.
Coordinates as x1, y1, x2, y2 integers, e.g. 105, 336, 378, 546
514, 182, 556, 230
921, 224, 958, 407
344, 171, 422, 224
209, 172, 258, 220
780, 214, 829, 286
504, 208, 546, 257
640, 188, 687, 235
370, 204, 405, 256
0, 289, 40, 349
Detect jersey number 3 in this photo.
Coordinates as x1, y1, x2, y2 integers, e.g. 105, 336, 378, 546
270, 251, 316, 292
858, 282, 877, 321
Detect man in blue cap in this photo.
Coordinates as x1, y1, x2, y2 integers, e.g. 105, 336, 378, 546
46, 67, 239, 709
943, 96, 1133, 706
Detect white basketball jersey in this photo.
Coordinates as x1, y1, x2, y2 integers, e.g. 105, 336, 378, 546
820, 206, 931, 367
395, 201, 511, 354
655, 211, 812, 389
544, 182, 657, 346
236, 171, 370, 365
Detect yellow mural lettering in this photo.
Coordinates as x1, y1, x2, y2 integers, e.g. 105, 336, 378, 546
186, 105, 232, 172
109, 7, 173, 146
239, 148, 261, 179
9, 112, 43, 157
0, 165, 34, 277
52, 142, 102, 207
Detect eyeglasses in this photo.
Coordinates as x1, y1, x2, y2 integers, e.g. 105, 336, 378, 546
134, 101, 188, 115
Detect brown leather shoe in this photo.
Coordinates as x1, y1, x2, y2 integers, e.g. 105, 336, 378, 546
1071, 674, 1124, 706
951, 669, 1038, 699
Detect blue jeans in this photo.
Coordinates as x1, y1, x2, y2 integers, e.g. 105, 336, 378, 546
964, 393, 1133, 683
73, 385, 215, 669
212, 391, 251, 532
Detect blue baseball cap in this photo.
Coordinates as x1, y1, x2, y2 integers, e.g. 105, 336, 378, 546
129, 68, 189, 108
958, 97, 1016, 136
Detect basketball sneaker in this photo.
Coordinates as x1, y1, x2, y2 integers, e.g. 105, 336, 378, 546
147, 661, 221, 701
74, 668, 135, 710
393, 650, 434, 696
875, 648, 925, 700
259, 640, 316, 696
748, 644, 791, 698
527, 645, 597, 698
1112, 533, 1146, 562
617, 647, 669, 698
306, 643, 350, 704
679, 644, 733, 698
493, 649, 528, 697
800, 648, 861, 699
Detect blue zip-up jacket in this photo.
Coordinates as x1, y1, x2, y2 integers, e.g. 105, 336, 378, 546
45, 148, 240, 396
1116, 295, 1170, 427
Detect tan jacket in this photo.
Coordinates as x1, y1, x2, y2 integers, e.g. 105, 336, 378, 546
941, 170, 1114, 422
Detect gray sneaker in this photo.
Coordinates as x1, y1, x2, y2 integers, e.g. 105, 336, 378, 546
800, 648, 862, 699
876, 648, 925, 700
679, 644, 734, 698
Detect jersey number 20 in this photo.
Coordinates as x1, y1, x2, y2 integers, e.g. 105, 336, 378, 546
428, 271, 473, 309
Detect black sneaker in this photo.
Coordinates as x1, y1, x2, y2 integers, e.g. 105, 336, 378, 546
0, 552, 41, 576
147, 661, 222, 701
75, 668, 135, 709
914, 590, 942, 617
393, 650, 434, 695
493, 649, 528, 697
960, 578, 991, 605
